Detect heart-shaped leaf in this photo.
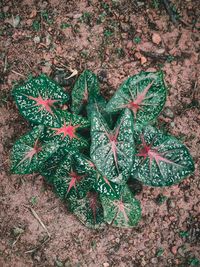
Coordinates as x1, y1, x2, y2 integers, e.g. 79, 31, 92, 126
71, 70, 100, 114
11, 125, 61, 174
46, 153, 96, 199
44, 109, 89, 151
106, 71, 166, 124
131, 126, 195, 186
68, 191, 105, 229
90, 108, 135, 184
12, 74, 69, 125
101, 186, 141, 228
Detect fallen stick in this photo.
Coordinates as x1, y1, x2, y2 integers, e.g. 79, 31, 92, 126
24, 205, 51, 254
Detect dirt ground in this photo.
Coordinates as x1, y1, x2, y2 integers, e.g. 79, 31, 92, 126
0, 0, 200, 266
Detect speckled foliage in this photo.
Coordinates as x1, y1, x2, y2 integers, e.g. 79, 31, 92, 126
90, 108, 135, 184
12, 74, 69, 125
131, 126, 194, 187
106, 71, 166, 124
10, 70, 194, 229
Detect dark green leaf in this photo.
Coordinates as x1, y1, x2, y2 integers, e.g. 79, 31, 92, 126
46, 153, 96, 199
106, 71, 166, 124
101, 186, 141, 228
44, 109, 90, 151
95, 173, 123, 199
90, 108, 135, 184
11, 125, 61, 174
87, 95, 113, 126
40, 149, 74, 184
131, 126, 195, 186
68, 191, 105, 229
12, 74, 69, 125
72, 70, 100, 114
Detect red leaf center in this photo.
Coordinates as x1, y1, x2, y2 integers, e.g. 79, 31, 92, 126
67, 171, 84, 194
120, 80, 154, 119
52, 122, 79, 139
18, 139, 42, 166
137, 135, 176, 171
114, 200, 129, 222
26, 94, 59, 115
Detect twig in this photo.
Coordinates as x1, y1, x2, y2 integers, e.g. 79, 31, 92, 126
140, 50, 191, 62
11, 70, 25, 77
24, 205, 51, 254
25, 205, 51, 238
140, 50, 169, 61
4, 55, 7, 73
12, 234, 22, 247
65, 68, 78, 80
0, 158, 9, 168
25, 235, 50, 254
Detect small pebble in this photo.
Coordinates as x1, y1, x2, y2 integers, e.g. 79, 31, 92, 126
152, 33, 162, 45
73, 14, 82, 19
177, 246, 185, 257
120, 22, 130, 32
141, 56, 147, 65
163, 107, 174, 119
33, 36, 41, 44
171, 246, 177, 255
115, 238, 120, 243
12, 227, 24, 236
151, 257, 158, 264
103, 263, 109, 267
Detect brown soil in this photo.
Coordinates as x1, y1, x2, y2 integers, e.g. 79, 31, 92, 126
0, 1, 199, 266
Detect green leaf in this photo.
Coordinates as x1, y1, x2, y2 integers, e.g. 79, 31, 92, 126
95, 173, 124, 199
68, 191, 105, 229
11, 125, 61, 174
106, 71, 166, 124
40, 149, 74, 184
131, 126, 195, 186
101, 186, 141, 228
87, 95, 113, 126
46, 153, 96, 199
44, 109, 90, 151
90, 108, 135, 184
12, 74, 69, 125
71, 70, 100, 114
72, 153, 97, 174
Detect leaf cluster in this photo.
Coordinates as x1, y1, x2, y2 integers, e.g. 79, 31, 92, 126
10, 70, 194, 228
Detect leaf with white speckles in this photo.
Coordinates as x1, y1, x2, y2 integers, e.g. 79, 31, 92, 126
12, 74, 69, 125
68, 191, 105, 229
11, 125, 61, 174
44, 109, 90, 151
106, 71, 166, 124
39, 149, 74, 184
131, 126, 195, 186
101, 186, 141, 228
87, 95, 113, 126
94, 173, 124, 199
44, 153, 96, 199
90, 108, 135, 184
72, 70, 100, 114
72, 153, 97, 174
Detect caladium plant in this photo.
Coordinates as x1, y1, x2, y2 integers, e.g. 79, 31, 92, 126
10, 71, 194, 229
